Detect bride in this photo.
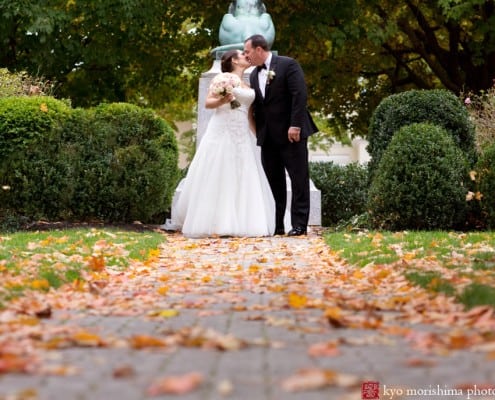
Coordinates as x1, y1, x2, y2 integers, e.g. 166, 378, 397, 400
169, 49, 275, 238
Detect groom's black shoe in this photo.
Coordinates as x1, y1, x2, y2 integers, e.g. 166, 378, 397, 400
288, 227, 307, 236
274, 228, 285, 236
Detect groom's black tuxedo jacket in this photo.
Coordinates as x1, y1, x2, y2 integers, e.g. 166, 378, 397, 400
249, 54, 318, 146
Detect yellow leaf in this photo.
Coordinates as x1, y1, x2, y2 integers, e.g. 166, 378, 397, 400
148, 249, 160, 258
30, 279, 50, 290
248, 265, 261, 274
72, 279, 86, 291
17, 316, 40, 326
352, 270, 364, 279
40, 103, 48, 112
375, 269, 390, 279
157, 286, 169, 296
288, 292, 308, 308
403, 252, 416, 261
268, 284, 285, 292
149, 309, 179, 318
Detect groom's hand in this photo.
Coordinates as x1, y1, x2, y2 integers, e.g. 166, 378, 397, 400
288, 127, 301, 143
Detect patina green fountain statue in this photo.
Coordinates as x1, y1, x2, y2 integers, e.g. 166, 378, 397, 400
211, 0, 275, 55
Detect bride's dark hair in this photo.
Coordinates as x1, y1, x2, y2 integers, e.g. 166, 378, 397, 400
220, 50, 239, 73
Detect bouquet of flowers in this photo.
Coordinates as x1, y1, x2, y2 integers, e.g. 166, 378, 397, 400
210, 72, 241, 109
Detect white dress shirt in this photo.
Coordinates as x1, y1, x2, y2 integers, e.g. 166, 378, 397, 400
258, 53, 272, 97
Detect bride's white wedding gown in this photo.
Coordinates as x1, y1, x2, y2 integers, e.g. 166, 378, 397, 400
170, 86, 275, 238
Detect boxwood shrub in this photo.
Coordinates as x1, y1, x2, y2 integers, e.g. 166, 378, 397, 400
0, 96, 71, 159
367, 123, 469, 230
367, 89, 476, 180
0, 99, 179, 225
310, 161, 368, 227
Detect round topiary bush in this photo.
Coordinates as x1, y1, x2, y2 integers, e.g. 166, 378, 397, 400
309, 161, 368, 227
367, 123, 469, 230
476, 142, 495, 228
367, 89, 476, 180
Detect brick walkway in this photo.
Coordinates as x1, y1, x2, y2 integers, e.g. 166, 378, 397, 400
1, 230, 494, 400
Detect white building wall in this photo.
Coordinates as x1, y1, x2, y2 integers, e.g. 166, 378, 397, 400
309, 137, 370, 166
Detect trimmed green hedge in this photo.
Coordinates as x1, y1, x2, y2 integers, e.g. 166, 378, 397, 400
310, 161, 368, 227
367, 89, 476, 180
367, 123, 469, 230
0, 98, 179, 224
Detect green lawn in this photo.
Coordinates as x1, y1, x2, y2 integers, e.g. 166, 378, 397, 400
0, 228, 165, 307
324, 230, 495, 309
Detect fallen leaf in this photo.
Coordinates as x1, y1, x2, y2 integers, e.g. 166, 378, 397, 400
129, 335, 167, 349
113, 364, 135, 378
308, 341, 341, 357
147, 372, 203, 396
281, 368, 336, 392
403, 358, 437, 367
288, 292, 308, 308
217, 379, 234, 396
324, 306, 346, 328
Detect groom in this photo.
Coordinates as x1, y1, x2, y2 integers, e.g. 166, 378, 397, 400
244, 34, 318, 236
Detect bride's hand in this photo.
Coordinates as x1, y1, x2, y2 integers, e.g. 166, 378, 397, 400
223, 93, 235, 104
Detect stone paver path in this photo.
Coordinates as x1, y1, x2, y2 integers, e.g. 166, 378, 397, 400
1, 230, 495, 400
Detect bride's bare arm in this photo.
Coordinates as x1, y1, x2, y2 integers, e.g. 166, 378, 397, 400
205, 91, 234, 109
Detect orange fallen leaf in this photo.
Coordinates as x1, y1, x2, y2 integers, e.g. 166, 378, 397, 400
147, 372, 203, 396
0, 353, 34, 374
129, 334, 167, 349
324, 306, 346, 328
113, 365, 135, 378
88, 256, 105, 271
40, 364, 79, 376
403, 358, 437, 367
281, 368, 336, 392
72, 331, 105, 347
156, 286, 169, 296
308, 341, 341, 357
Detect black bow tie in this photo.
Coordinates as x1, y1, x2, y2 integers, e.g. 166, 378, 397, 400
257, 64, 267, 72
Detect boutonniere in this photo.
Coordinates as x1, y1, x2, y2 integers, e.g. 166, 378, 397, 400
267, 69, 276, 83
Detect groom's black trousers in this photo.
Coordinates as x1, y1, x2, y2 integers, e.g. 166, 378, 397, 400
260, 137, 310, 231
